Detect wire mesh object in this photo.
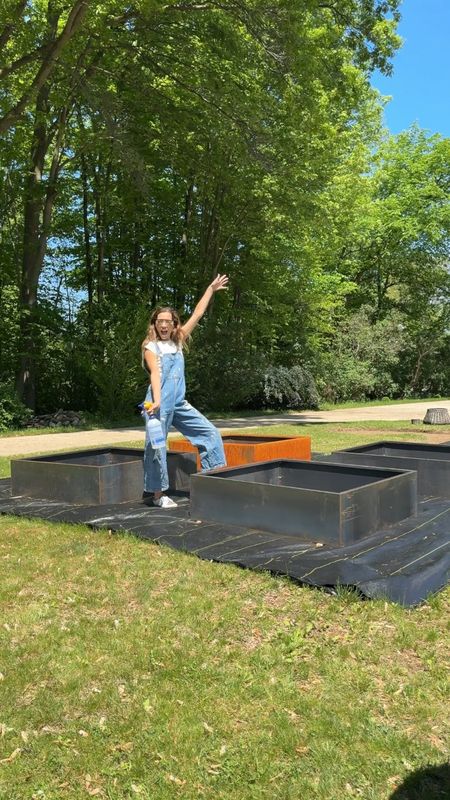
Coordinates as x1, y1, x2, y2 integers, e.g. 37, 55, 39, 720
422, 407, 450, 425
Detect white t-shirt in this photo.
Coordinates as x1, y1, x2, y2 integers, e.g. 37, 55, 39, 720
143, 340, 181, 374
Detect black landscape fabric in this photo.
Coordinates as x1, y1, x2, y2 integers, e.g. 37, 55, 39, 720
0, 478, 448, 607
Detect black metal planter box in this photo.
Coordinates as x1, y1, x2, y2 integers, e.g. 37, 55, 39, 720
314, 442, 450, 500
190, 459, 417, 546
11, 448, 197, 505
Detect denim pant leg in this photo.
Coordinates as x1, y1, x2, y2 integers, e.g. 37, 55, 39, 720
172, 400, 226, 471
143, 406, 173, 492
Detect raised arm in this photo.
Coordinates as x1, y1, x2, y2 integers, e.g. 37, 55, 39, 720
181, 274, 229, 338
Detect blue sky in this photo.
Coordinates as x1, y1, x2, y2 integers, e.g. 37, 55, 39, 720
371, 0, 450, 137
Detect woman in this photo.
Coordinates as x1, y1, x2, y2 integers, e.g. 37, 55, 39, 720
141, 274, 228, 508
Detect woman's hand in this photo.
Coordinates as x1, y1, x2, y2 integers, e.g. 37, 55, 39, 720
210, 274, 229, 292
143, 399, 160, 414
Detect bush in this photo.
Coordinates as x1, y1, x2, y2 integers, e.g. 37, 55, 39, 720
186, 338, 267, 411
260, 365, 320, 410
0, 384, 33, 431
71, 302, 151, 421
316, 307, 404, 403
186, 327, 319, 412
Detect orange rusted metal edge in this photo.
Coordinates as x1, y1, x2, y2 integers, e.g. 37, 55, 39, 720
169, 434, 311, 468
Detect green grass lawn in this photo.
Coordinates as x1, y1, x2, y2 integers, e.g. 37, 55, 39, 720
0, 424, 449, 799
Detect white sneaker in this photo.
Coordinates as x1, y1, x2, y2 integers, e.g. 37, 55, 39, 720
152, 495, 178, 509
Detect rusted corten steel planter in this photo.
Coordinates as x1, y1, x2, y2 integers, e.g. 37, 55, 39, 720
190, 459, 417, 546
314, 442, 450, 500
11, 448, 197, 505
170, 433, 311, 469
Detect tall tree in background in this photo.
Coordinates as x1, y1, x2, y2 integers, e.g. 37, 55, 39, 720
350, 127, 450, 317
318, 127, 450, 401
1, 1, 405, 411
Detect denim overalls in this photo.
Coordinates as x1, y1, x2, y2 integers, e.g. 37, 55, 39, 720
143, 343, 226, 492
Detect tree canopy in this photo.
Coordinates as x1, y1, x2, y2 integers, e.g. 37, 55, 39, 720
1, 0, 448, 419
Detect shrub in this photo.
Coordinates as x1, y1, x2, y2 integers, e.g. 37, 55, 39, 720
261, 365, 320, 410
186, 339, 267, 411
0, 384, 33, 431
316, 307, 404, 403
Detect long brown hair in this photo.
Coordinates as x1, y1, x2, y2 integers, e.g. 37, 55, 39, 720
141, 306, 186, 354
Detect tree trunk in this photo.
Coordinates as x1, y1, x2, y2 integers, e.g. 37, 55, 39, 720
16, 91, 67, 408
177, 176, 195, 308
93, 160, 105, 303
80, 149, 94, 316
16, 83, 49, 408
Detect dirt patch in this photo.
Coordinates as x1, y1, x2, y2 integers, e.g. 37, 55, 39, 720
423, 433, 450, 443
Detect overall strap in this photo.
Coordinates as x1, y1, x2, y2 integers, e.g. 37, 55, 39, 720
156, 340, 182, 385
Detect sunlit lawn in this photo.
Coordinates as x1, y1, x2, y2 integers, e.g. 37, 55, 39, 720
0, 423, 449, 799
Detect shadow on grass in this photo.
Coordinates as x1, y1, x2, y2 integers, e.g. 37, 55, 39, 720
389, 763, 450, 799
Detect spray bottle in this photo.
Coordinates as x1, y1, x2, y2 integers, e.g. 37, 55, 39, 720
138, 401, 165, 449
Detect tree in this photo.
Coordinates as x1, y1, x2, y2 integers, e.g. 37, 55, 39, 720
0, 0, 91, 134
349, 127, 450, 318
316, 306, 405, 402
0, 1, 403, 411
